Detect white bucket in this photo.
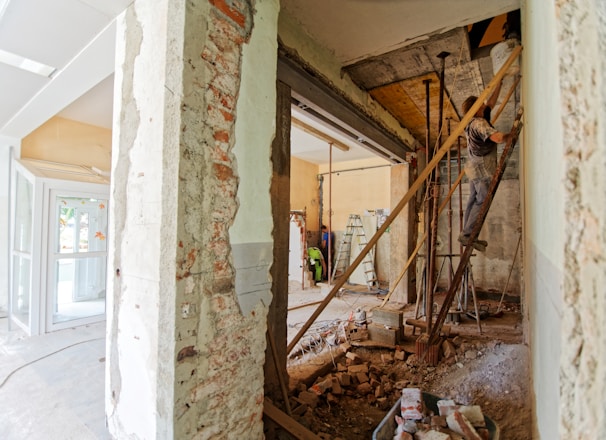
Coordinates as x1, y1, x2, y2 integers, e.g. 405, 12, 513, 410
490, 38, 520, 76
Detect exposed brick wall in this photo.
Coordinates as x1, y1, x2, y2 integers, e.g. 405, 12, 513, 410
173, 1, 266, 437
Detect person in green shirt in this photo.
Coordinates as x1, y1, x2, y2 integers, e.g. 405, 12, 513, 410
307, 247, 326, 284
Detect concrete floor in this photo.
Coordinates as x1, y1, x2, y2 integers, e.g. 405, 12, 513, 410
0, 281, 379, 439
0, 318, 109, 440
1, 280, 509, 439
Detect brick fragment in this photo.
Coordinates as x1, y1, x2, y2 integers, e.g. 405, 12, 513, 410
458, 405, 486, 427
340, 341, 351, 353
442, 339, 456, 358
345, 352, 363, 364
337, 373, 351, 387
437, 399, 458, 416
446, 411, 482, 440
347, 364, 369, 374
356, 382, 372, 395
414, 430, 450, 440
296, 391, 319, 408
356, 372, 369, 383
331, 378, 342, 395
381, 352, 394, 363
401, 388, 423, 420
309, 378, 332, 395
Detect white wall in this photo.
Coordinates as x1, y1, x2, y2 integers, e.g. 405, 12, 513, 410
0, 140, 21, 315
231, 0, 279, 314
522, 1, 564, 438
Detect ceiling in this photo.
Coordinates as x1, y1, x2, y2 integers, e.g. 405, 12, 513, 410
0, 0, 520, 165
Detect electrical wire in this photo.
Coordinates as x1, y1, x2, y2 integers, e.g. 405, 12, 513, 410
0, 337, 104, 389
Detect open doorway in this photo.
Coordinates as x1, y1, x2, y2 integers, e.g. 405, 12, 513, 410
270, 6, 529, 438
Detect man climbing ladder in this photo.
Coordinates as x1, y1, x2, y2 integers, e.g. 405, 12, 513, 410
458, 77, 516, 252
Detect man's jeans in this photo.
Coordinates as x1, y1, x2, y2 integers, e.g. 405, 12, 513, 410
462, 177, 491, 237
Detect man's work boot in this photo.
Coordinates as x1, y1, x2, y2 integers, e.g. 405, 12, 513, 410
458, 235, 487, 252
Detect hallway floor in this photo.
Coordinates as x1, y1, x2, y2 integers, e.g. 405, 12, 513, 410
0, 318, 108, 440
0, 281, 524, 439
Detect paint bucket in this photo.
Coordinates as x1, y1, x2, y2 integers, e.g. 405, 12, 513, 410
490, 38, 520, 76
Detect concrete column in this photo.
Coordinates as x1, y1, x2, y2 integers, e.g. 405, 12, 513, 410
390, 163, 416, 304
106, 1, 278, 438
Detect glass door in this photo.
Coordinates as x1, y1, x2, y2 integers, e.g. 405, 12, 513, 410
11, 170, 35, 332
47, 191, 108, 331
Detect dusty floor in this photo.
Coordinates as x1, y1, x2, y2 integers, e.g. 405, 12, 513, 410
0, 280, 530, 439
284, 280, 532, 440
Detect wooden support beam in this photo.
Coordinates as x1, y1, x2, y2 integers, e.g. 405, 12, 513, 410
286, 45, 523, 354
264, 399, 321, 440
491, 74, 521, 125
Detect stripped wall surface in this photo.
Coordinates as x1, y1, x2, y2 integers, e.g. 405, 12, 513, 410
556, 0, 606, 438
107, 1, 278, 437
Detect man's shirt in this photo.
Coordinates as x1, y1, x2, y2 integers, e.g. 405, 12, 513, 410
465, 116, 498, 179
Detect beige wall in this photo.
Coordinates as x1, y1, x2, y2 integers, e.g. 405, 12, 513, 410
317, 156, 392, 282
21, 116, 112, 172
318, 156, 391, 230
290, 156, 319, 235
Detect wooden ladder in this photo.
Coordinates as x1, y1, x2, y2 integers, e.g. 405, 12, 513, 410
426, 107, 524, 345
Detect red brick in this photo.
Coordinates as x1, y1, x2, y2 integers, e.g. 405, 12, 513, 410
209, 0, 246, 29
214, 130, 230, 142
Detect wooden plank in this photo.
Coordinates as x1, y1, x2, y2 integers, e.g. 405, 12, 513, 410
264, 399, 321, 440
291, 117, 350, 152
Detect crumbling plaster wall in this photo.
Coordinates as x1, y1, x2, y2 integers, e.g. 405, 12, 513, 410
554, 0, 606, 438
107, 1, 277, 438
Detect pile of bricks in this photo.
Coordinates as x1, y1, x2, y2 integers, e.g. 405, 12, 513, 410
394, 388, 491, 440
290, 343, 409, 419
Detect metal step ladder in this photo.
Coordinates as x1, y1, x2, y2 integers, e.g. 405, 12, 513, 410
332, 214, 379, 290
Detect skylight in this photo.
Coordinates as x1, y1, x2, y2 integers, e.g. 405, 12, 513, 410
0, 48, 56, 77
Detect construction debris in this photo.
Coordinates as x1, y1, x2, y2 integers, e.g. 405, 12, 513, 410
284, 334, 530, 439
